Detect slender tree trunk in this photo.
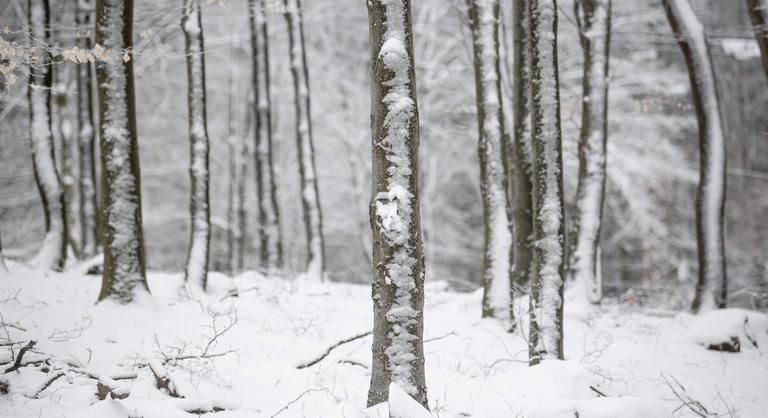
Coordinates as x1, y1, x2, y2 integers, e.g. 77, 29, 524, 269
367, 0, 428, 408
468, 0, 513, 325
528, 0, 565, 365
663, 0, 727, 313
181, 0, 211, 290
250, 0, 282, 271
569, 0, 611, 304
226, 47, 247, 275
0, 231, 8, 273
283, 0, 325, 281
28, 0, 68, 271
511, 0, 535, 306
747, 0, 768, 79
56, 67, 82, 259
77, 0, 100, 258
95, 0, 149, 303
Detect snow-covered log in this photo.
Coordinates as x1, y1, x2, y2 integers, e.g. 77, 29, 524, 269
747, 0, 768, 79
249, 0, 283, 271
366, 0, 428, 409
283, 0, 325, 281
95, 0, 150, 303
662, 0, 728, 313
468, 0, 513, 324
528, 0, 566, 364
27, 0, 68, 271
182, 0, 212, 291
569, 0, 611, 304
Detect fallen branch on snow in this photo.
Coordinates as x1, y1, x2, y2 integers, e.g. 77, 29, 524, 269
3, 340, 35, 373
149, 359, 184, 398
295, 331, 371, 369
661, 373, 715, 417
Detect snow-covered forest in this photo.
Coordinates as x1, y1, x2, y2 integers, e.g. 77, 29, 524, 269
0, 0, 767, 416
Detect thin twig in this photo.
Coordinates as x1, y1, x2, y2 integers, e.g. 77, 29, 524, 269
295, 331, 372, 369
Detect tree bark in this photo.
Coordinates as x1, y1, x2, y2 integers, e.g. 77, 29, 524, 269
468, 0, 513, 325
27, 0, 68, 271
747, 0, 768, 79
0, 231, 8, 273
528, 0, 566, 365
250, 0, 282, 271
182, 0, 211, 291
569, 0, 611, 304
367, 0, 428, 408
95, 0, 149, 303
226, 48, 247, 275
283, 0, 325, 281
662, 0, 727, 313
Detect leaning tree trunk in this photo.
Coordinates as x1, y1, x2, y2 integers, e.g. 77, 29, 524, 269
366, 0, 428, 409
511, 0, 535, 307
569, 0, 611, 304
468, 0, 513, 325
28, 0, 68, 271
182, 0, 211, 291
747, 0, 768, 79
76, 0, 100, 258
663, 0, 727, 313
284, 0, 325, 281
528, 0, 566, 365
250, 0, 282, 271
95, 0, 149, 303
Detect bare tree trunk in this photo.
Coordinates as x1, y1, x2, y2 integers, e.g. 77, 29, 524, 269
528, 0, 565, 365
181, 0, 211, 291
77, 0, 100, 258
747, 0, 768, 79
28, 0, 68, 271
283, 0, 325, 281
95, 0, 149, 303
0, 231, 8, 273
250, 0, 282, 271
226, 47, 247, 275
56, 66, 82, 259
663, 0, 727, 313
367, 0, 428, 408
569, 0, 611, 304
468, 0, 513, 325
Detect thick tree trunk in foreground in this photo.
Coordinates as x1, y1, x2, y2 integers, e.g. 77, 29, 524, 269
284, 0, 325, 281
569, 0, 611, 304
747, 0, 768, 79
95, 0, 149, 303
663, 0, 727, 313
77, 0, 100, 258
182, 0, 211, 290
367, 0, 428, 408
468, 0, 513, 324
28, 0, 68, 271
250, 0, 282, 271
511, 0, 535, 304
528, 0, 566, 365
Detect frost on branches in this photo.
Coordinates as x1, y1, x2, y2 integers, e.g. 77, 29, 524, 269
367, 0, 428, 409
468, 0, 513, 324
528, 0, 566, 364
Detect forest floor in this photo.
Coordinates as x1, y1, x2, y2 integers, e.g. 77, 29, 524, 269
0, 263, 766, 417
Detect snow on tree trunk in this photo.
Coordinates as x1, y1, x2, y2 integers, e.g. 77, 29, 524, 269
77, 0, 100, 258
468, 0, 513, 325
182, 0, 212, 291
226, 58, 247, 275
511, 0, 535, 302
662, 0, 728, 313
366, 0, 428, 409
250, 0, 283, 271
95, 0, 150, 303
747, 0, 768, 79
283, 0, 325, 281
56, 66, 83, 258
528, 0, 565, 364
0, 231, 8, 273
569, 0, 611, 305
27, 0, 68, 271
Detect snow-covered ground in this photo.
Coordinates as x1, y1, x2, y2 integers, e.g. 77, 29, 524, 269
0, 264, 766, 417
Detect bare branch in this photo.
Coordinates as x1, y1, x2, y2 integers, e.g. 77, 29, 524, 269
295, 331, 371, 369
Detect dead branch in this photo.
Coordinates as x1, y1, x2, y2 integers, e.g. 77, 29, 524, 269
21, 371, 64, 399
96, 375, 130, 400
424, 331, 458, 343
4, 340, 35, 373
295, 331, 372, 369
149, 359, 184, 398
590, 385, 609, 397
337, 359, 368, 369
661, 373, 714, 417
269, 388, 331, 418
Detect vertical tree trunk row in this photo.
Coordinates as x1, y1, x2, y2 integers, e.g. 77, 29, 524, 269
746, 0, 768, 79
528, 0, 566, 364
95, 0, 149, 303
569, 0, 611, 304
468, 0, 513, 325
662, 0, 728, 313
283, 0, 325, 281
28, 0, 68, 271
367, 0, 428, 408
